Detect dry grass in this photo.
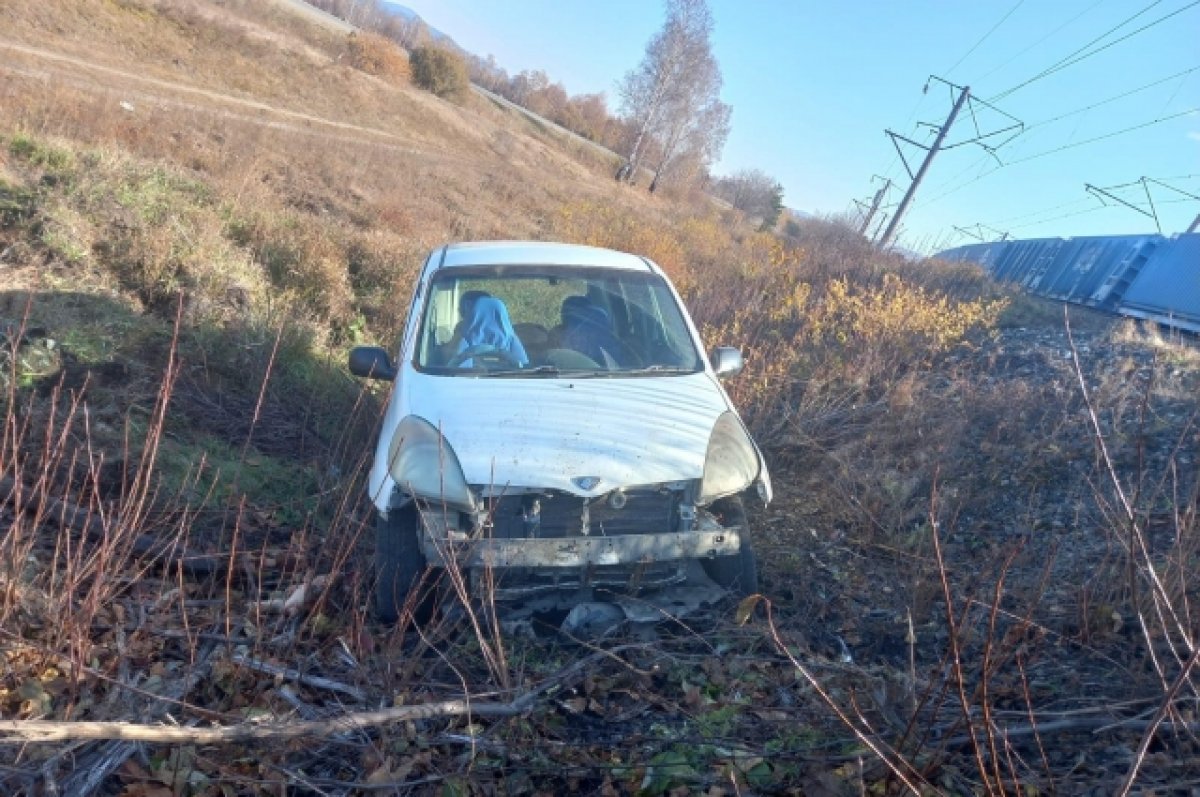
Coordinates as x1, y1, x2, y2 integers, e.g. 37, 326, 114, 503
2, 0, 1199, 794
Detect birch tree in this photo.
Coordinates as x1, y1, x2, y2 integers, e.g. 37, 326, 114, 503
616, 0, 725, 184
645, 52, 729, 192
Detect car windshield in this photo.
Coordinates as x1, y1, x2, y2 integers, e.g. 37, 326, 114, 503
415, 265, 703, 376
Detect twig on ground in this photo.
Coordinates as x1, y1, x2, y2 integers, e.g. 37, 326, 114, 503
1117, 645, 1200, 797
751, 596, 931, 795
231, 653, 366, 703
928, 479, 997, 796
936, 712, 1200, 746
59, 642, 218, 797
278, 685, 322, 721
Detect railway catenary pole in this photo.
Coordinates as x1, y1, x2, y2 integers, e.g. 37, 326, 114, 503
878, 85, 971, 250
858, 178, 893, 236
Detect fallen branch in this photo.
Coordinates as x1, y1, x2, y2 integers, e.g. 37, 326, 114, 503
0, 644, 643, 745
0, 697, 531, 744
253, 575, 331, 615
231, 653, 366, 703
749, 596, 932, 794
941, 712, 1200, 747
277, 685, 321, 721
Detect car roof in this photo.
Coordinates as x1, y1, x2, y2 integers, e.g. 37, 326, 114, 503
438, 241, 654, 272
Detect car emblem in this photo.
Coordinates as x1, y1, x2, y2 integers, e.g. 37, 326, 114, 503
572, 476, 602, 491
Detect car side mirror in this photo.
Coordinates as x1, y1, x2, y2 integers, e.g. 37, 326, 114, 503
349, 346, 396, 381
710, 347, 743, 378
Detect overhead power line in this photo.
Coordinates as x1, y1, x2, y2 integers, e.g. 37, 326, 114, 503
1008, 107, 1199, 164
952, 223, 1011, 242
1007, 205, 1111, 231
945, 0, 1027, 77
974, 0, 1107, 83
921, 67, 1197, 197
988, 0, 1165, 100
973, 185, 1200, 237
1086, 176, 1200, 233
1023, 64, 1200, 130
989, 0, 1199, 101
991, 196, 1097, 226
918, 106, 1199, 206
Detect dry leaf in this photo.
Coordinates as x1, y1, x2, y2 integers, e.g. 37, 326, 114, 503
735, 594, 763, 625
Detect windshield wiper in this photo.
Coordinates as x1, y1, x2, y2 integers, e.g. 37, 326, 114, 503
622, 365, 695, 376
484, 365, 562, 377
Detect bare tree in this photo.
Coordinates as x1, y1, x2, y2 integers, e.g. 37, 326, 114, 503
469, 54, 509, 93
343, 0, 386, 29
508, 69, 549, 107
713, 169, 785, 229
393, 16, 431, 49
645, 53, 729, 192
617, 0, 723, 184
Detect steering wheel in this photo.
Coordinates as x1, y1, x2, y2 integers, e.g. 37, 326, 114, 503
446, 345, 523, 369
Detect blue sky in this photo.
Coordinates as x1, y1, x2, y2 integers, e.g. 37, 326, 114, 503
398, 1, 1199, 252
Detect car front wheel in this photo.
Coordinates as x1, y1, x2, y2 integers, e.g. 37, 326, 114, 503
375, 505, 431, 623
701, 496, 759, 596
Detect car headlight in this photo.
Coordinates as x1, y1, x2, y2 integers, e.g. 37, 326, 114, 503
387, 415, 477, 512
698, 412, 762, 505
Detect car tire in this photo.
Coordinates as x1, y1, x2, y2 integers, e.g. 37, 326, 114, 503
701, 496, 759, 596
375, 505, 431, 624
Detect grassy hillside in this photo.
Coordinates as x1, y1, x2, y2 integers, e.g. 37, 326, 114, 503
2, 1, 1199, 794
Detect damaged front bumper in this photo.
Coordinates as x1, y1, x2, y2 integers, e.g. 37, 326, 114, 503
425, 529, 742, 600
421, 529, 742, 569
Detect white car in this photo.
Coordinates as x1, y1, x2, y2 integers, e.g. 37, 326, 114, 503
349, 241, 772, 622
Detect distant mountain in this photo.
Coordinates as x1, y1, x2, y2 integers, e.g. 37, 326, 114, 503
380, 2, 456, 46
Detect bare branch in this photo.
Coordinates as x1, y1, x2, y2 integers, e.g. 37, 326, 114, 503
231, 653, 367, 703
0, 698, 529, 744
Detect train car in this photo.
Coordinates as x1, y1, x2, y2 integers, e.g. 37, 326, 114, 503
1118, 234, 1200, 333
935, 233, 1198, 334
1036, 235, 1161, 309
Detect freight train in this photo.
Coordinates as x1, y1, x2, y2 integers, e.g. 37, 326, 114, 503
936, 233, 1200, 333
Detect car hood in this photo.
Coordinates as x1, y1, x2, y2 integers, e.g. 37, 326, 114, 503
402, 372, 734, 496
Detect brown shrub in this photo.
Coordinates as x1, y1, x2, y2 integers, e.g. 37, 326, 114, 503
346, 32, 410, 83
551, 201, 691, 288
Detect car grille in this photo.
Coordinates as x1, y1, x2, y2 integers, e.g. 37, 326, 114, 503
487, 561, 688, 599
483, 489, 678, 539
